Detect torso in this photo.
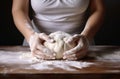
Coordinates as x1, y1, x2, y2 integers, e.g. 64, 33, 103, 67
31, 0, 90, 34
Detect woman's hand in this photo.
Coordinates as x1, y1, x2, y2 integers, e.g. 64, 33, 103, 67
63, 34, 89, 60
29, 32, 56, 60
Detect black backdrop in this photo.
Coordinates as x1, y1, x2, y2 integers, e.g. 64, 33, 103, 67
0, 0, 120, 45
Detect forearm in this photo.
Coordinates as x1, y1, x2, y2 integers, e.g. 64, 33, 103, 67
12, 10, 34, 42
81, 0, 105, 42
81, 10, 105, 41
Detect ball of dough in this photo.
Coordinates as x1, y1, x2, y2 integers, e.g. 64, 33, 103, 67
44, 31, 76, 59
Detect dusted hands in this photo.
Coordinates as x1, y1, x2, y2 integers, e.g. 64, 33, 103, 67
63, 34, 89, 60
28, 32, 56, 60
28, 32, 89, 60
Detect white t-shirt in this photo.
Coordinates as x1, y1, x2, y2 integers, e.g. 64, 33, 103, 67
31, 0, 90, 34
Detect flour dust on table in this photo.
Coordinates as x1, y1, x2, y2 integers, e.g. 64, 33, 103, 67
0, 50, 93, 72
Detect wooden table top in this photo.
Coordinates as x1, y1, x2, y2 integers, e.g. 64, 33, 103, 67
0, 46, 120, 79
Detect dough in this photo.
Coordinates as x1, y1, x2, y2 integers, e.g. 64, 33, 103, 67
44, 31, 76, 59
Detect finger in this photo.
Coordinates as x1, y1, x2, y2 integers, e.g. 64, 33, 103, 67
63, 54, 76, 59
66, 34, 80, 44
65, 36, 89, 55
63, 49, 86, 59
38, 33, 54, 42
80, 35, 89, 48
64, 49, 88, 60
37, 44, 56, 57
65, 57, 77, 61
33, 49, 55, 60
64, 35, 87, 58
76, 48, 88, 58
75, 49, 88, 60
67, 44, 88, 59
63, 50, 76, 56
64, 42, 82, 55
32, 49, 46, 59
64, 36, 89, 60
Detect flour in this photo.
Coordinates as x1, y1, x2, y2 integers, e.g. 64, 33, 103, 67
19, 53, 40, 63
20, 52, 94, 71
0, 51, 93, 71
88, 51, 120, 62
26, 60, 93, 71
0, 51, 32, 64
97, 51, 120, 61
1, 49, 120, 72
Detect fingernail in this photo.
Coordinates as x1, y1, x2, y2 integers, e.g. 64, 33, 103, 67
53, 53, 56, 56
63, 56, 66, 59
48, 39, 55, 43
63, 53, 67, 55
67, 38, 72, 43
48, 55, 55, 59
72, 54, 76, 57
67, 58, 77, 61
50, 39, 54, 42
64, 51, 70, 55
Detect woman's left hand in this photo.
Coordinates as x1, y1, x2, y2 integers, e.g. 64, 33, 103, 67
63, 34, 89, 60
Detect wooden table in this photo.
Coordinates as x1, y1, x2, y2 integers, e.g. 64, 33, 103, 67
0, 46, 120, 79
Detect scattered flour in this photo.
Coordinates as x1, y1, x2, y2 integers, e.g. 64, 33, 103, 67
1, 49, 120, 72
1, 47, 120, 72
96, 51, 120, 61
88, 51, 120, 61
0, 51, 32, 64
0, 51, 93, 71
26, 60, 93, 71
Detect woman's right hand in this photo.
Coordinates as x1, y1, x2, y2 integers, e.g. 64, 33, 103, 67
28, 32, 56, 60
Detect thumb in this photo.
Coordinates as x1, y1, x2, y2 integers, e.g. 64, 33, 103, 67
66, 34, 80, 44
38, 33, 54, 42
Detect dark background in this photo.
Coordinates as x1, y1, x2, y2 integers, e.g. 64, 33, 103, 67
0, 0, 120, 46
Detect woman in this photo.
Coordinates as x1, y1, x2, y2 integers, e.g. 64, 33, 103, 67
12, 0, 105, 60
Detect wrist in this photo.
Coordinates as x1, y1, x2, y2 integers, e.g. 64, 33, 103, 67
26, 31, 36, 43
79, 34, 90, 47
80, 32, 92, 41
28, 32, 39, 48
